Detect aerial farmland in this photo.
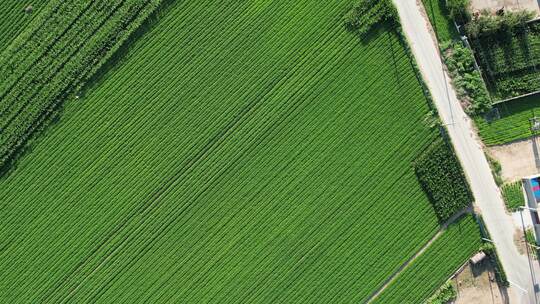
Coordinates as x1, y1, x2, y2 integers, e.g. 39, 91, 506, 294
0, 0, 511, 303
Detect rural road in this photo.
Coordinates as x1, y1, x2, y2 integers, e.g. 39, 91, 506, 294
392, 0, 538, 303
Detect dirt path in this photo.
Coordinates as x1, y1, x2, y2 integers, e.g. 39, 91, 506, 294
366, 209, 472, 303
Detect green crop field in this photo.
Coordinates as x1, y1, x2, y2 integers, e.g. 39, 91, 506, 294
471, 22, 540, 99
0, 0, 481, 303
476, 93, 540, 145
372, 215, 482, 303
0, 0, 50, 50
502, 181, 525, 211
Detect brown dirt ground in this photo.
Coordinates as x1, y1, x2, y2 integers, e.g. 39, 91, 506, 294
488, 138, 540, 182
454, 261, 513, 304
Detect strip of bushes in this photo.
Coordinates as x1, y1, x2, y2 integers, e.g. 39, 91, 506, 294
0, 0, 164, 173
441, 40, 492, 114
414, 138, 473, 222
466, 10, 536, 39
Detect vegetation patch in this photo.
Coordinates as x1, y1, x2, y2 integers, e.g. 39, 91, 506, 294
525, 228, 540, 259
421, 0, 491, 115
414, 138, 473, 222
501, 181, 525, 211
0, 0, 50, 50
442, 41, 492, 114
0, 0, 454, 302
425, 281, 457, 304
475, 93, 540, 145
343, 0, 396, 35
422, 0, 460, 42
446, 0, 471, 25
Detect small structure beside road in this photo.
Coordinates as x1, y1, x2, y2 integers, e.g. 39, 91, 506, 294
470, 251, 487, 265
522, 174, 540, 240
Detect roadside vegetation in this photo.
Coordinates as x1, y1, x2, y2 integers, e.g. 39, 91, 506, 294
414, 138, 473, 222
525, 229, 540, 259
423, 0, 460, 41
425, 281, 457, 304
480, 242, 510, 286
501, 181, 525, 211
422, 0, 492, 115
441, 40, 492, 114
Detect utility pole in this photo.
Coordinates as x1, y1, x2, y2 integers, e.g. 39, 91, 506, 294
520, 206, 539, 304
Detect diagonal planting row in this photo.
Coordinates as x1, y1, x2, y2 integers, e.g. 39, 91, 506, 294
0, 0, 164, 171
0, 0, 51, 51
31, 28, 439, 304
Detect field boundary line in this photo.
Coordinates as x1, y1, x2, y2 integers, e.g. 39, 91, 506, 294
365, 207, 473, 303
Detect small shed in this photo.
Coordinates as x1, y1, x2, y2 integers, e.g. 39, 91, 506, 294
470, 251, 486, 265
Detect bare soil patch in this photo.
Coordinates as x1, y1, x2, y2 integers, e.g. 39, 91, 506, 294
454, 261, 512, 304
487, 138, 540, 182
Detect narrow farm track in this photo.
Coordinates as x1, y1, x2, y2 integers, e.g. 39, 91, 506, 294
367, 208, 473, 303
372, 214, 483, 303
0, 0, 482, 303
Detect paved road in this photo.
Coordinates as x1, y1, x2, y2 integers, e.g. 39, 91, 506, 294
392, 0, 538, 302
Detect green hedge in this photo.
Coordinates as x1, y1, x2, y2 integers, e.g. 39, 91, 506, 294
414, 138, 473, 222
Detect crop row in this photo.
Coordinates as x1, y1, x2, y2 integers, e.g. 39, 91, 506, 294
372, 215, 482, 303
0, 0, 164, 172
475, 93, 540, 145
0, 0, 50, 50
471, 22, 540, 98
493, 68, 540, 98
502, 181, 525, 211
55, 51, 435, 304
474, 30, 540, 75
